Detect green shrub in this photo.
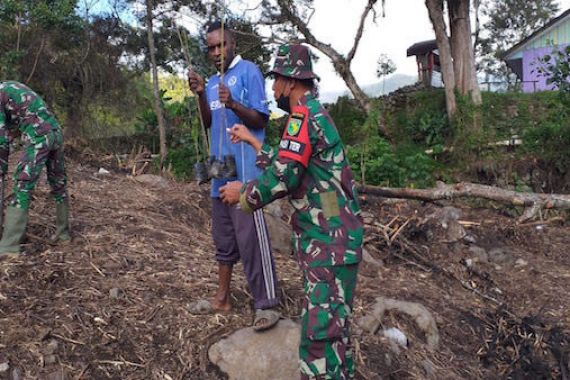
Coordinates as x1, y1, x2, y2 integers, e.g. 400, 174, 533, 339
327, 96, 367, 145
347, 137, 435, 188
165, 145, 199, 180
523, 120, 570, 172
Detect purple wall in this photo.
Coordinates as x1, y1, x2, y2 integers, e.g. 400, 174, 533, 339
522, 44, 569, 92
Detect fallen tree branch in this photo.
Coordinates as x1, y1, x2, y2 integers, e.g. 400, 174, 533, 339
359, 181, 570, 223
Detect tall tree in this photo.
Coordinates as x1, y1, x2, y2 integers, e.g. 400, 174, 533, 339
425, 0, 457, 116
477, 0, 559, 79
0, 0, 140, 138
448, 0, 481, 104
144, 0, 168, 168
120, 0, 205, 167
424, 0, 482, 117
260, 0, 384, 114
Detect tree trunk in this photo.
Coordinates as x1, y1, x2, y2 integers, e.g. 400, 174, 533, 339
425, 0, 457, 116
358, 181, 570, 223
145, 0, 167, 169
65, 106, 82, 139
273, 0, 373, 114
330, 57, 371, 113
448, 0, 482, 104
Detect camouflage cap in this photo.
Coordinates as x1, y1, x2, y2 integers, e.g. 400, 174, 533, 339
269, 44, 318, 80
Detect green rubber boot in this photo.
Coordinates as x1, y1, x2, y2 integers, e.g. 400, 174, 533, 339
0, 206, 29, 257
50, 202, 71, 244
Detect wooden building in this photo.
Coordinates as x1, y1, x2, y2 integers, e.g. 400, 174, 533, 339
504, 8, 570, 92
406, 39, 440, 87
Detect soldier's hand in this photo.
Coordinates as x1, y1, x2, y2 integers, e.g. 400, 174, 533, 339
218, 84, 235, 109
229, 124, 253, 145
188, 69, 205, 95
219, 181, 242, 205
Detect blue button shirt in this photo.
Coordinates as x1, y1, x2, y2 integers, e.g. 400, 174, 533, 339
206, 56, 269, 198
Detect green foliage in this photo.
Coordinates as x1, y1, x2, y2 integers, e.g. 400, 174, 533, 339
410, 110, 449, 148
0, 50, 24, 80
265, 116, 286, 147
389, 89, 451, 149
523, 120, 570, 172
347, 137, 435, 188
0, 0, 82, 82
327, 96, 367, 145
332, 86, 570, 189
477, 0, 559, 78
535, 45, 570, 109
450, 92, 487, 158
520, 51, 570, 172
481, 91, 563, 138
345, 101, 435, 188
160, 74, 193, 103
166, 145, 198, 180
133, 79, 207, 180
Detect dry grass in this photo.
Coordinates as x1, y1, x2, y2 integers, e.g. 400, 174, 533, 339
0, 157, 568, 379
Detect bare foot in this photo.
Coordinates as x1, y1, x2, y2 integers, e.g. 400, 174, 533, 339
188, 299, 231, 314
210, 296, 232, 312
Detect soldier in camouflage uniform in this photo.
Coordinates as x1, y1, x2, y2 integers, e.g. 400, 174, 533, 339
220, 44, 363, 379
0, 81, 70, 258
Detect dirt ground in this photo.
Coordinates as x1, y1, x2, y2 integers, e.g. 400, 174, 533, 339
0, 157, 569, 380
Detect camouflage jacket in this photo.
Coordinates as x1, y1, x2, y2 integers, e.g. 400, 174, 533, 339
0, 81, 60, 173
240, 92, 363, 269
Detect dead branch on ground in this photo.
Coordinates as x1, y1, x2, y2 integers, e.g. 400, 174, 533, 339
359, 181, 570, 223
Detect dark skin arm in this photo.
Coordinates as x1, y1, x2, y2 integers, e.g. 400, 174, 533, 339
188, 68, 212, 128
188, 69, 268, 130
219, 84, 268, 130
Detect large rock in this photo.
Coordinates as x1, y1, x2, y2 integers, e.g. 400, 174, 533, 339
357, 297, 440, 351
209, 319, 300, 380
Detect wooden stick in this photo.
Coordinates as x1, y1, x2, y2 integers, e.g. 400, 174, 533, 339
175, 24, 209, 158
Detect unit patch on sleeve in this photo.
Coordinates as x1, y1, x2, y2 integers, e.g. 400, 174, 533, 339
278, 106, 312, 167
287, 113, 304, 136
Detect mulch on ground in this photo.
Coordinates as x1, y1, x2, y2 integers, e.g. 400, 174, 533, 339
0, 157, 569, 379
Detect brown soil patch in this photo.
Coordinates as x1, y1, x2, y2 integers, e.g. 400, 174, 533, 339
0, 160, 569, 379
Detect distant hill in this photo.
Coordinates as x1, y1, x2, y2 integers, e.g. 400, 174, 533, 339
320, 73, 417, 104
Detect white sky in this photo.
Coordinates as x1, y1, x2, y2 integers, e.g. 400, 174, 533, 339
86, 0, 570, 95
306, 0, 570, 94
308, 0, 433, 93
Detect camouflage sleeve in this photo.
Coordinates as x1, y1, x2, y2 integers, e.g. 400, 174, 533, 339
239, 155, 306, 213
0, 106, 9, 175
255, 142, 277, 169
240, 105, 316, 213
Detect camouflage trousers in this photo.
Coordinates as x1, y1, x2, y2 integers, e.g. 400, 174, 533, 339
11, 128, 67, 210
299, 264, 359, 379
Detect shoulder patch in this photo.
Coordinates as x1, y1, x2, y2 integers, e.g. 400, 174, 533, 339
287, 112, 305, 137
278, 106, 312, 167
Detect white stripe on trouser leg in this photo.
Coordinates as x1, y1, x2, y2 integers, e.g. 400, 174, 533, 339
257, 210, 277, 299
253, 210, 273, 300
254, 210, 275, 300
258, 211, 276, 299
254, 210, 276, 300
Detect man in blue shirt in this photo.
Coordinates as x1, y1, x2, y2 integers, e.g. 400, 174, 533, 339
188, 21, 280, 330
